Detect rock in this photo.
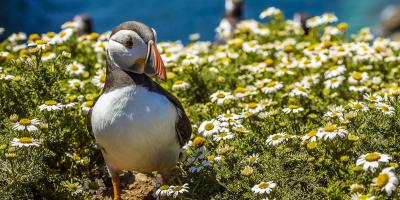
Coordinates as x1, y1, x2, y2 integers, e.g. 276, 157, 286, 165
90, 173, 156, 200
121, 173, 156, 200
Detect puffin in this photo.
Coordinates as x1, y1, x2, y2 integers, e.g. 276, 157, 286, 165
215, 0, 243, 43
88, 21, 192, 200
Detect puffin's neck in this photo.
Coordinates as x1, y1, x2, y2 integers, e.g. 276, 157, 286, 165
104, 56, 152, 93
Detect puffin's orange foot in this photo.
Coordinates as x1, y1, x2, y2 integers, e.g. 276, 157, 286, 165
112, 176, 122, 200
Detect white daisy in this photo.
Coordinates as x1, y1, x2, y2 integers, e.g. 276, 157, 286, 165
363, 93, 383, 102
10, 137, 40, 147
172, 80, 190, 91
213, 129, 234, 141
0, 73, 15, 80
324, 105, 345, 119
356, 152, 391, 172
41, 51, 57, 62
81, 101, 94, 114
8, 32, 27, 43
66, 61, 85, 75
259, 7, 281, 19
351, 193, 375, 200
289, 85, 309, 97
349, 71, 368, 84
38, 100, 64, 111
217, 113, 242, 122
12, 118, 40, 132
261, 81, 283, 94
266, 132, 290, 146
92, 69, 106, 88
244, 102, 264, 114
348, 101, 369, 112
349, 85, 368, 92
324, 76, 345, 89
198, 120, 221, 137
306, 16, 323, 28
316, 124, 348, 140
372, 167, 398, 196
321, 13, 338, 24
282, 104, 304, 114
251, 181, 276, 194
155, 185, 172, 197
210, 91, 234, 105
56, 28, 74, 43
68, 79, 84, 89
301, 130, 318, 142
375, 103, 395, 115
170, 183, 189, 198
247, 153, 259, 164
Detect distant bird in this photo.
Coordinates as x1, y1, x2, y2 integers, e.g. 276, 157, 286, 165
294, 13, 310, 35
73, 14, 93, 35
215, 0, 243, 43
380, 5, 400, 40
88, 21, 192, 200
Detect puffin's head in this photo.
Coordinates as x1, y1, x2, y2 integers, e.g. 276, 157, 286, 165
107, 21, 166, 80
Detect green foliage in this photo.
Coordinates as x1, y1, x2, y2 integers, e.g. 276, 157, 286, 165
0, 8, 399, 200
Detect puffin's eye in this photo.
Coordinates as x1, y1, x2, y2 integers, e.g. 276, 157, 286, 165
125, 39, 133, 49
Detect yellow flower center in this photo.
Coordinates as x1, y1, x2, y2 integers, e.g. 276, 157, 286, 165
365, 153, 381, 162
19, 118, 31, 126
353, 104, 363, 110
204, 123, 214, 131
19, 137, 33, 143
258, 182, 270, 189
267, 81, 277, 87
192, 136, 204, 147
380, 105, 389, 112
159, 185, 170, 190
60, 31, 67, 38
249, 156, 257, 163
85, 101, 94, 107
44, 100, 57, 106
100, 75, 106, 83
224, 113, 233, 118
297, 86, 307, 92
35, 39, 47, 45
307, 130, 317, 137
352, 72, 363, 80
324, 125, 337, 132
47, 32, 56, 38
73, 81, 81, 87
67, 183, 78, 191
174, 80, 183, 85
219, 132, 228, 137
217, 93, 225, 98
172, 185, 183, 192
329, 66, 338, 71
288, 105, 299, 109
375, 173, 389, 188
247, 102, 258, 109
71, 65, 79, 71
234, 87, 245, 93
272, 135, 282, 140
368, 96, 377, 101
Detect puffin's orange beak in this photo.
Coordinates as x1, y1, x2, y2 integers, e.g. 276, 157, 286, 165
152, 42, 166, 81
145, 40, 166, 81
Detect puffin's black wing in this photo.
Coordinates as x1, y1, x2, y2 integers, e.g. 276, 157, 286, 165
148, 80, 192, 147
87, 107, 93, 136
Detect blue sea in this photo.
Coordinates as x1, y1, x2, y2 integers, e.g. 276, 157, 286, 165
0, 0, 398, 43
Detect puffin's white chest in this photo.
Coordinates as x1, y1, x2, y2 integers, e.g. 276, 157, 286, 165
91, 85, 180, 173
